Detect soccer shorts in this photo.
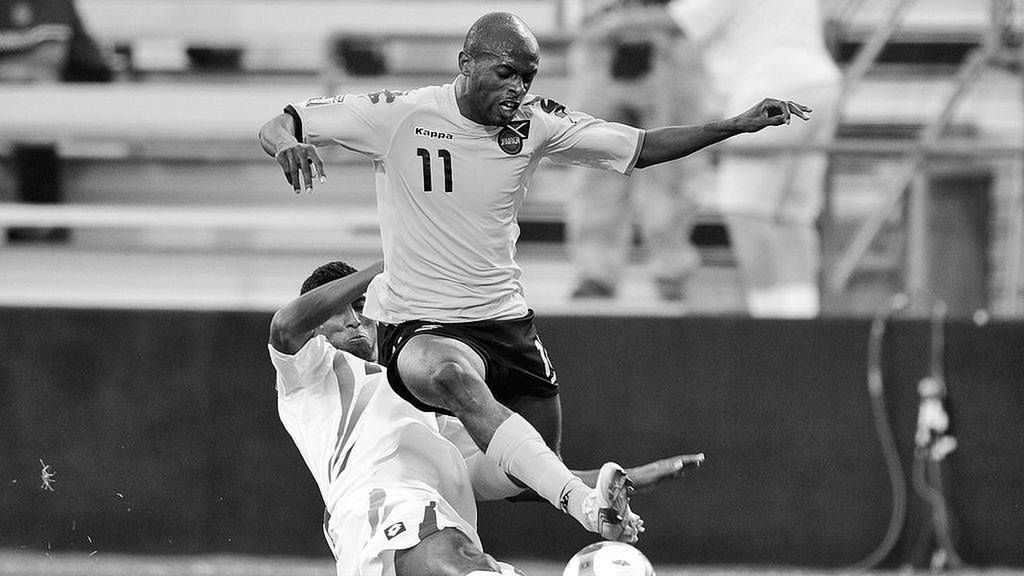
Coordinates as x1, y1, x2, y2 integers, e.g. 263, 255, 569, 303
377, 309, 559, 415
330, 490, 481, 576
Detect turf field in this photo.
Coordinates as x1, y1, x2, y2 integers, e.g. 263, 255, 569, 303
1, 551, 1022, 576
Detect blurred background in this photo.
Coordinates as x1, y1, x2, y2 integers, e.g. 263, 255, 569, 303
1, 0, 1023, 573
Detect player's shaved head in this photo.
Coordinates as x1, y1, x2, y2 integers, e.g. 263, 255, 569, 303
456, 12, 540, 126
463, 12, 539, 62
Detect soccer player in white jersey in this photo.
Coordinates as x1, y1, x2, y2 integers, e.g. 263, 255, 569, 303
269, 260, 701, 576
260, 11, 803, 542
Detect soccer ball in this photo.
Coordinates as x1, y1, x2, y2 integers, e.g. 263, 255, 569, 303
562, 541, 655, 576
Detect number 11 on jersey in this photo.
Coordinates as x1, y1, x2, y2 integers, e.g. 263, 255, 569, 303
416, 148, 453, 194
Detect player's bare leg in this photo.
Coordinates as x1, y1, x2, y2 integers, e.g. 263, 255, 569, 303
394, 528, 504, 576
396, 334, 638, 540
396, 334, 555, 452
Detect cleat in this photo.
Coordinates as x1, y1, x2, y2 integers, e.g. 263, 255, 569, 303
586, 462, 642, 543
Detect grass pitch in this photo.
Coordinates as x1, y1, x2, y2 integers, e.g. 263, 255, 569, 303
1, 551, 1022, 576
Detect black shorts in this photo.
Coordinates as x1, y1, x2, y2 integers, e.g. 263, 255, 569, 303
377, 310, 559, 415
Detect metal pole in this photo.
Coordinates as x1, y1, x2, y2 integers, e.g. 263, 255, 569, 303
841, 0, 918, 98
906, 171, 930, 310
1013, 0, 1024, 315
828, 43, 999, 292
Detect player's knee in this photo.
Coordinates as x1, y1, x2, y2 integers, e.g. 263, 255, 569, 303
401, 360, 471, 406
429, 361, 478, 397
420, 360, 493, 415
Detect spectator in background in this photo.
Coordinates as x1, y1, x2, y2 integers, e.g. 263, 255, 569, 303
0, 0, 113, 242
667, 0, 841, 317
566, 0, 706, 302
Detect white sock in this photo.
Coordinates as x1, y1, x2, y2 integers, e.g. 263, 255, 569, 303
486, 413, 590, 522
464, 450, 526, 501
438, 415, 524, 501
746, 287, 778, 317
776, 283, 820, 318
748, 284, 820, 318
564, 480, 597, 532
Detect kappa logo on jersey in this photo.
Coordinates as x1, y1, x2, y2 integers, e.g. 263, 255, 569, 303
384, 522, 406, 540
497, 120, 530, 155
305, 95, 344, 107
413, 324, 443, 333
415, 127, 454, 140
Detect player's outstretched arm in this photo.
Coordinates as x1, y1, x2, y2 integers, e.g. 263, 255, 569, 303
574, 453, 705, 494
269, 261, 383, 355
506, 453, 705, 502
258, 112, 328, 195
634, 98, 811, 169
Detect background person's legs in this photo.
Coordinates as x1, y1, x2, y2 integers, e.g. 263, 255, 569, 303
770, 128, 832, 317
721, 210, 782, 313
636, 33, 706, 301
566, 30, 646, 300
567, 166, 632, 298
717, 82, 838, 317
633, 160, 701, 301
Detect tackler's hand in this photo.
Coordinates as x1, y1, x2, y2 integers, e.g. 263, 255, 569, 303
625, 453, 705, 495
731, 98, 812, 133
275, 141, 328, 194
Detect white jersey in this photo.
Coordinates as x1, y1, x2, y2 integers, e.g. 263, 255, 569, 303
667, 0, 840, 113
269, 336, 480, 575
289, 82, 644, 323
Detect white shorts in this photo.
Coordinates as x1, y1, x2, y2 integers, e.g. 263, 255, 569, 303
716, 82, 841, 223
329, 488, 481, 576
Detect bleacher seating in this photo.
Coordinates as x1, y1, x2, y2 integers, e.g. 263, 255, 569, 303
1, 0, 1020, 313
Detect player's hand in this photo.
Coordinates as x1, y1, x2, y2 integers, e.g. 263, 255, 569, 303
625, 453, 704, 494
275, 141, 327, 194
731, 98, 812, 133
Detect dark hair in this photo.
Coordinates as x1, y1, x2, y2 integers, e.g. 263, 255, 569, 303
300, 261, 358, 295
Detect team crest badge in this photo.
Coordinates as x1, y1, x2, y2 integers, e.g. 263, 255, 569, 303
384, 522, 406, 540
497, 120, 530, 155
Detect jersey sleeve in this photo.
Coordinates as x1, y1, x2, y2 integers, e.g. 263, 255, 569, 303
268, 335, 337, 398
532, 97, 645, 175
286, 91, 406, 160
667, 0, 737, 43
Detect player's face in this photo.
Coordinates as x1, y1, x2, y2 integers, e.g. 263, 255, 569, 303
465, 49, 538, 126
320, 296, 377, 362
